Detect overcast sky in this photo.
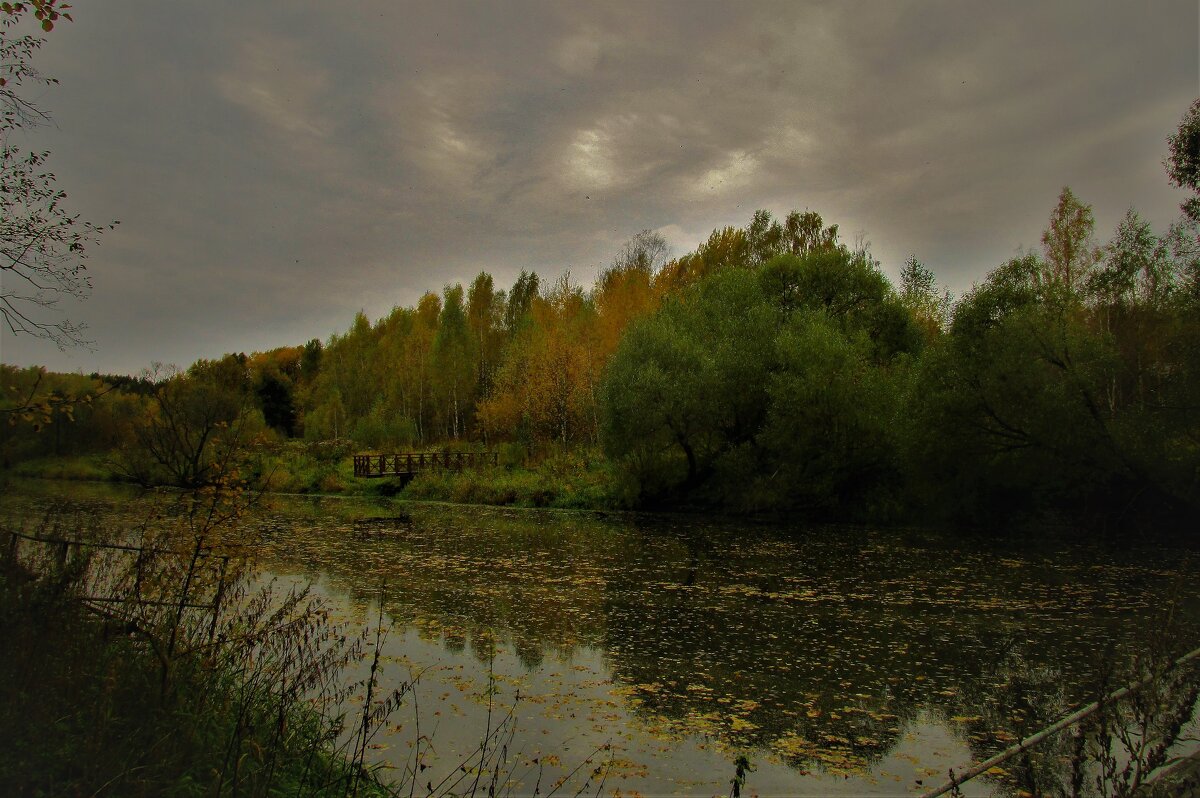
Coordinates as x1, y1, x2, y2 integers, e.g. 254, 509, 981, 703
2, 1, 1197, 376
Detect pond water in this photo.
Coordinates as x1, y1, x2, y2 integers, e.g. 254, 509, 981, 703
3, 480, 1199, 796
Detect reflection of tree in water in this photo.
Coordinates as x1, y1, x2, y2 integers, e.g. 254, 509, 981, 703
601, 523, 1200, 778
255, 504, 618, 660
947, 637, 1077, 793
37, 489, 1199, 786
442, 625, 467, 654
950, 629, 1200, 797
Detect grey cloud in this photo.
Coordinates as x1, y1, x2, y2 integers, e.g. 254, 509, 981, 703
2, 0, 1195, 374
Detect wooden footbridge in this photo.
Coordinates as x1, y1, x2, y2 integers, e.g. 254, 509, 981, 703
352, 451, 498, 479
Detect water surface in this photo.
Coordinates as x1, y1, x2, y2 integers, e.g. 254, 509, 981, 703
4, 481, 1198, 796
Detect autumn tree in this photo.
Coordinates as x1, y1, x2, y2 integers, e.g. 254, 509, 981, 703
1, 364, 129, 465
654, 209, 840, 292
612, 229, 670, 274
1040, 187, 1099, 295
898, 255, 951, 340
595, 231, 668, 358
655, 226, 747, 291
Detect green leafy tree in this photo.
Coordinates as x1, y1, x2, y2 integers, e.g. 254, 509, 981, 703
603, 243, 919, 512
655, 209, 840, 293
504, 270, 539, 335
898, 255, 951, 340
466, 272, 505, 400
905, 256, 1114, 520
1040, 186, 1099, 295
1166, 98, 1200, 222
602, 269, 779, 497
299, 338, 323, 382
906, 230, 1200, 527
758, 249, 922, 360
1088, 210, 1166, 310
403, 292, 441, 443
432, 283, 473, 439
254, 367, 295, 437
759, 311, 904, 516
122, 358, 262, 488
306, 311, 381, 443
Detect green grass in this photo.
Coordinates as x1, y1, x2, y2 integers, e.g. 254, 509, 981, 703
246, 444, 357, 494
401, 449, 629, 509
0, 519, 394, 797
5, 454, 122, 482
2, 443, 634, 511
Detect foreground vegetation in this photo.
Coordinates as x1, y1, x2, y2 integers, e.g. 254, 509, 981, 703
0, 505, 401, 797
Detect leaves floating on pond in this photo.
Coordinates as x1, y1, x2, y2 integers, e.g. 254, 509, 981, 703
4, 485, 1199, 795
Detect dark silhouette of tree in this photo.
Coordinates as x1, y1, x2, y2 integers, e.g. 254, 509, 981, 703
1166, 98, 1200, 223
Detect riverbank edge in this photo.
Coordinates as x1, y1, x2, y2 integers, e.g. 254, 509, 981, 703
4, 470, 1115, 553
5, 450, 1167, 537
3, 449, 635, 510
0, 532, 394, 796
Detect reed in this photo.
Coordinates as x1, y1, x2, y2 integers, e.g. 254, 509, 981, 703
0, 503, 394, 797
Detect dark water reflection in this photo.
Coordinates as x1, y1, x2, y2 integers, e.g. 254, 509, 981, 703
4, 482, 1198, 796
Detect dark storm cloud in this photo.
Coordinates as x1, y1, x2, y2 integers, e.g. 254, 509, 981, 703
2, 1, 1195, 374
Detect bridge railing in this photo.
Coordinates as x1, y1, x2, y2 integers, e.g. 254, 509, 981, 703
352, 451, 499, 478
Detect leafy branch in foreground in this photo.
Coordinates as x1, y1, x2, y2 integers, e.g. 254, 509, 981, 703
1, 2, 116, 349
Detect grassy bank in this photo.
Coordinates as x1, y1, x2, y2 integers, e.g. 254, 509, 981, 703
4, 443, 363, 496
246, 443, 628, 507
0, 512, 395, 797
5, 453, 124, 482
245, 442, 629, 509
3, 444, 630, 511
400, 449, 628, 509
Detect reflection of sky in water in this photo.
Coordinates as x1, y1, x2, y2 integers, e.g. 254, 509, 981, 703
4, 482, 1199, 796
294, 579, 989, 797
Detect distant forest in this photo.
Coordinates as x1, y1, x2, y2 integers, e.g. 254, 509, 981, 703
5, 101, 1200, 529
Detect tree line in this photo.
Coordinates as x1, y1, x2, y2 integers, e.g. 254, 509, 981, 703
4, 100, 1198, 529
